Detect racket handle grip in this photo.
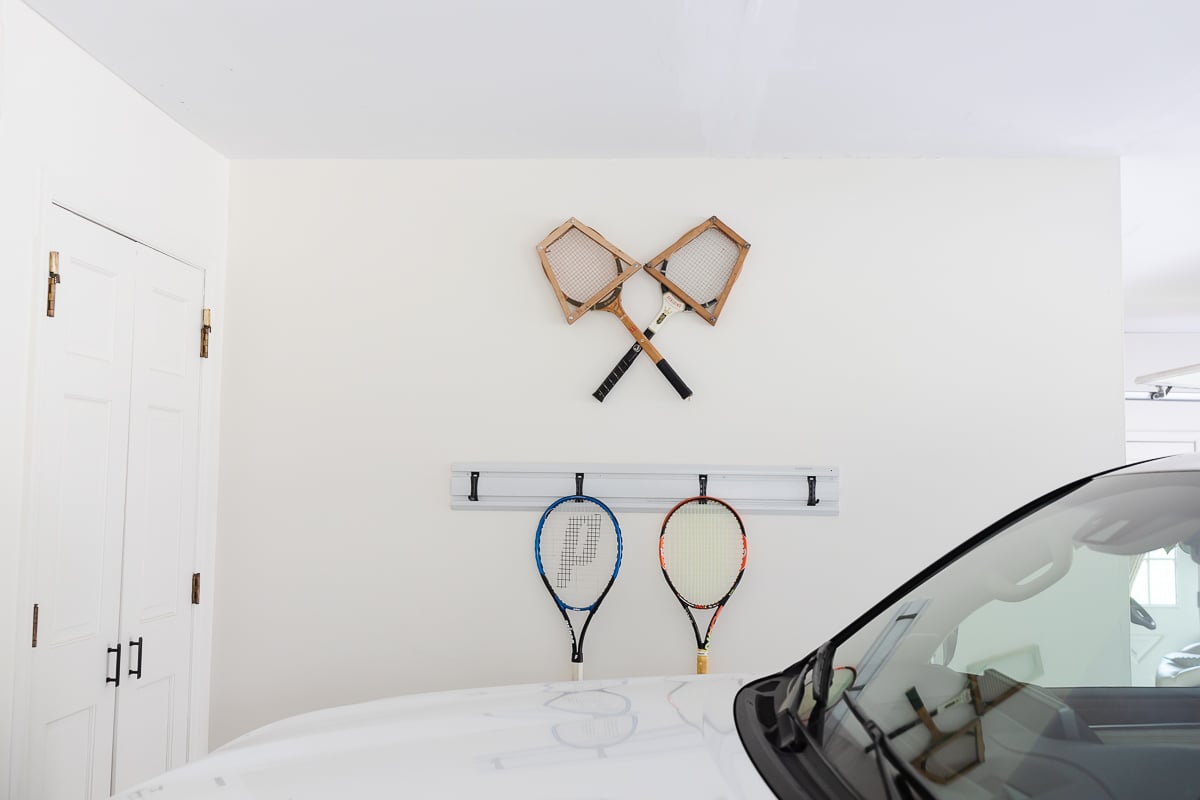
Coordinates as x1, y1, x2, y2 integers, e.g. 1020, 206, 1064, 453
657, 358, 693, 400
592, 329, 654, 402
571, 662, 584, 682
697, 652, 709, 675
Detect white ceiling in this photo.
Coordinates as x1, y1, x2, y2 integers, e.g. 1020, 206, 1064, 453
21, 0, 1200, 330
22, 0, 1200, 159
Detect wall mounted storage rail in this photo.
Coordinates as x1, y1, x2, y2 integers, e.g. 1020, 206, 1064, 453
450, 463, 838, 515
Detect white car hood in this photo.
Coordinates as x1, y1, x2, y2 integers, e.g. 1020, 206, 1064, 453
116, 674, 775, 799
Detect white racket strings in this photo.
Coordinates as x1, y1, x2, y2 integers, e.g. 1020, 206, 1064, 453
544, 228, 627, 304
659, 228, 741, 306
661, 502, 746, 606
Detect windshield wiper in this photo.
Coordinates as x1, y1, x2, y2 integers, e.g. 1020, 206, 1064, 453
770, 640, 837, 751
842, 689, 936, 800
766, 641, 934, 799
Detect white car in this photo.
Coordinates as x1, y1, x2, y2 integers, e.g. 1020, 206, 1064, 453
115, 675, 769, 799
119, 455, 1200, 799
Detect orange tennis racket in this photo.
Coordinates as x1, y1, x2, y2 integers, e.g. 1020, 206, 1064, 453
658, 495, 748, 674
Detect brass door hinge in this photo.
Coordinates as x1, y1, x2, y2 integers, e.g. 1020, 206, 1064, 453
200, 308, 212, 358
192, 573, 201, 605
46, 252, 60, 317
31, 604, 39, 647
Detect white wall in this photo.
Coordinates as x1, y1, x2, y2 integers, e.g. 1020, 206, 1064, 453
1122, 157, 1200, 332
213, 158, 1125, 746
0, 0, 229, 790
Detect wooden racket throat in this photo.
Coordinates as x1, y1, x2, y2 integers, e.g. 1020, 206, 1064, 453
537, 218, 692, 400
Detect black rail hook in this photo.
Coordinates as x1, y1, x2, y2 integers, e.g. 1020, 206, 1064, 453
807, 475, 820, 507
468, 471, 480, 502
576, 472, 585, 497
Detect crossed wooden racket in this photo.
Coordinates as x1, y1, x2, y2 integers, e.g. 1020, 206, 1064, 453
537, 217, 750, 400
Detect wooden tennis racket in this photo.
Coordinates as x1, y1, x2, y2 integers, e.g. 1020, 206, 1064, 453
659, 495, 748, 675
537, 219, 692, 400
535, 495, 623, 681
593, 217, 749, 402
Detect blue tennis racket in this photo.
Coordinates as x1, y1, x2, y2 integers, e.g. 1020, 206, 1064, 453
535, 495, 623, 681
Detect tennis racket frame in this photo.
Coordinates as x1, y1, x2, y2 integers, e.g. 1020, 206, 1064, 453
643, 216, 750, 327
534, 494, 623, 681
536, 218, 642, 325
658, 494, 748, 675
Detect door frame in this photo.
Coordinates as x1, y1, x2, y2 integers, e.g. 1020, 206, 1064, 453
10, 179, 224, 796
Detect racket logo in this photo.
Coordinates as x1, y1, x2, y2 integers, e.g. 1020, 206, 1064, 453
556, 514, 601, 588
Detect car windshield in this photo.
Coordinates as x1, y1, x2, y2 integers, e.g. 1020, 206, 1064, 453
814, 466, 1200, 799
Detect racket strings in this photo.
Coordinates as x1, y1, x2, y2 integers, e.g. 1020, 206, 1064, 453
539, 504, 620, 610
556, 514, 601, 588
658, 228, 740, 306
544, 228, 628, 305
661, 501, 746, 607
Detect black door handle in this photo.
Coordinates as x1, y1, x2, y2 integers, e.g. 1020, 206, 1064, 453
128, 636, 144, 679
106, 643, 122, 687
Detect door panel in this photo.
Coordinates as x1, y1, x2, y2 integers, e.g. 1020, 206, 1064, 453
114, 676, 175, 787
111, 245, 203, 793
62, 258, 119, 363
51, 396, 116, 640
26, 206, 136, 800
43, 708, 98, 800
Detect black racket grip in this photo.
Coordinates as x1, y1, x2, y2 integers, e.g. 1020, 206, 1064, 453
592, 329, 655, 402
656, 358, 693, 400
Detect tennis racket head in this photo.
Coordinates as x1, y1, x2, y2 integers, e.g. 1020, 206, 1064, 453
644, 217, 750, 326
537, 219, 642, 325
658, 495, 748, 610
535, 495, 623, 611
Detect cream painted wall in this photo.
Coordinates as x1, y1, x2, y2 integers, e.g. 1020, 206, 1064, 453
214, 158, 1125, 746
0, 0, 229, 791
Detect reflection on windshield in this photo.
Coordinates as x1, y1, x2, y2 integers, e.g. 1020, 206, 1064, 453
897, 669, 1024, 784
820, 470, 1200, 799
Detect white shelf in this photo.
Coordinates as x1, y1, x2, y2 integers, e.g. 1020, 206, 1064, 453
450, 462, 839, 515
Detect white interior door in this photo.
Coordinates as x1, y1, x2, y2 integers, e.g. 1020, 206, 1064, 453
111, 245, 204, 792
26, 206, 136, 800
